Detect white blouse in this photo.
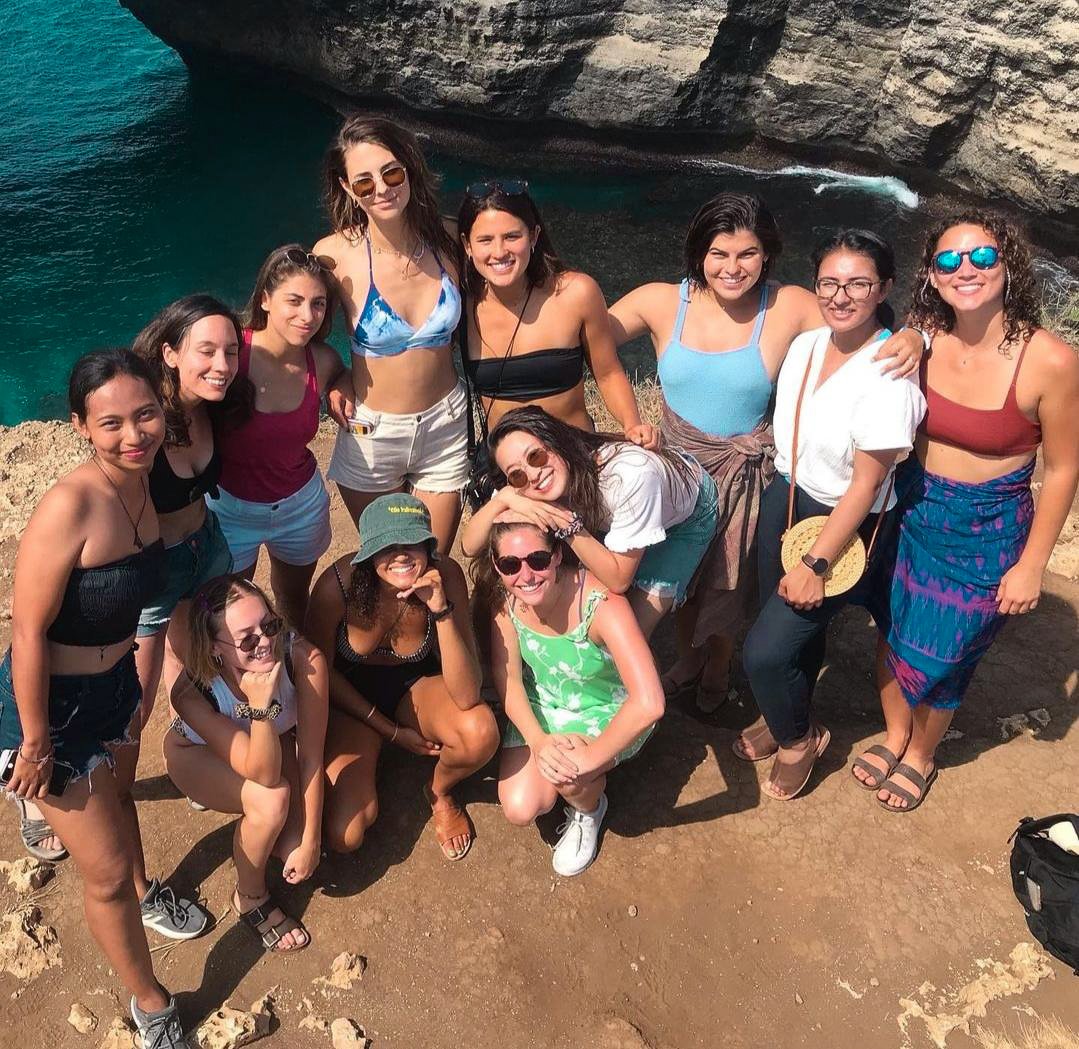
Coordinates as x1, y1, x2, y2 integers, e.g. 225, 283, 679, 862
773, 328, 926, 511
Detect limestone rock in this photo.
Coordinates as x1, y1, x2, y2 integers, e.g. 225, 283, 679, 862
68, 1002, 99, 1034
194, 1001, 272, 1049
120, 0, 1079, 225
330, 1018, 371, 1049
0, 906, 61, 980
98, 1017, 139, 1049
318, 951, 367, 991
298, 1014, 329, 1032
0, 858, 54, 894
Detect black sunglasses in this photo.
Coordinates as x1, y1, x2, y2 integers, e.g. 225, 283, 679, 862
492, 550, 555, 576
283, 248, 334, 271
466, 179, 530, 199
217, 616, 284, 654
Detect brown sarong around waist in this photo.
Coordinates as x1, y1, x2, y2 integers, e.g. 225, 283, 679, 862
661, 402, 776, 644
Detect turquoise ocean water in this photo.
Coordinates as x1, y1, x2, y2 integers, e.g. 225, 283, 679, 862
1, 0, 973, 425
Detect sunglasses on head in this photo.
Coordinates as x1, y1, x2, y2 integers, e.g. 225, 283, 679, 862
466, 179, 530, 200
283, 248, 334, 271
493, 549, 555, 576
217, 616, 284, 654
932, 245, 1000, 274
350, 163, 408, 199
505, 446, 549, 489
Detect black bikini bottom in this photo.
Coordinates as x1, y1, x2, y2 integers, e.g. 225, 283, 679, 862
335, 651, 441, 720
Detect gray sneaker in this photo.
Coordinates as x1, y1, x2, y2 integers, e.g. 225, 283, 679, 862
140, 879, 209, 941
131, 994, 190, 1049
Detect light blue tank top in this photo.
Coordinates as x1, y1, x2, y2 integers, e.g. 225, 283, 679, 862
350, 238, 462, 358
657, 279, 775, 438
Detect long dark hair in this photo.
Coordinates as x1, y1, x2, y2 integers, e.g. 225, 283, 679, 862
811, 228, 897, 329
68, 348, 159, 422
322, 115, 458, 266
684, 192, 782, 288
457, 186, 567, 299
908, 209, 1040, 356
487, 406, 697, 537
132, 294, 253, 445
243, 244, 337, 343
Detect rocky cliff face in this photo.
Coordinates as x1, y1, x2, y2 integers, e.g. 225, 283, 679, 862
121, 0, 1078, 223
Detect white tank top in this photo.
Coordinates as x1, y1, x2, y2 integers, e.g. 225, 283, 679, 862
173, 633, 300, 745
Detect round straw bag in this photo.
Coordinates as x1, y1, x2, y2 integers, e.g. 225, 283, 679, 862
780, 339, 893, 598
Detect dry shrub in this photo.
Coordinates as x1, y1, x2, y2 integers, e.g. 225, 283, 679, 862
1042, 281, 1079, 349
584, 376, 664, 433
976, 1016, 1078, 1049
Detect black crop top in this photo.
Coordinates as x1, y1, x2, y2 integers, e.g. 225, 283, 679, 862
149, 444, 221, 514
464, 347, 585, 401
46, 540, 167, 646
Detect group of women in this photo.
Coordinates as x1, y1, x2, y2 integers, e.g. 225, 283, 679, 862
1, 114, 1075, 1047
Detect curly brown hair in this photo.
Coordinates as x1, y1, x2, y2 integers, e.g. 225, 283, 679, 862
908, 210, 1041, 357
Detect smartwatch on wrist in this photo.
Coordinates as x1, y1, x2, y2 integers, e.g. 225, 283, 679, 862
801, 553, 830, 577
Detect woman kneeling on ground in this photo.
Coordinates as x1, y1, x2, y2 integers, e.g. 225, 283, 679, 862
858, 211, 1079, 811
2, 350, 198, 1048
737, 230, 926, 800
164, 576, 329, 951
306, 494, 499, 861
460, 406, 718, 640
487, 522, 664, 876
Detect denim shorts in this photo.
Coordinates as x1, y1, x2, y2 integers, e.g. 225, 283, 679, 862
326, 379, 471, 494
633, 468, 719, 606
206, 468, 331, 571
0, 647, 141, 789
137, 509, 234, 635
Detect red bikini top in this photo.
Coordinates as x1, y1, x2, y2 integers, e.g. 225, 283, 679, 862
920, 339, 1041, 457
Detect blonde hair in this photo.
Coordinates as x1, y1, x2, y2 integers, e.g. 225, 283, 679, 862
185, 575, 285, 686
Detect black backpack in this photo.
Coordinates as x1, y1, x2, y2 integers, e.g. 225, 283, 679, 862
1010, 814, 1079, 974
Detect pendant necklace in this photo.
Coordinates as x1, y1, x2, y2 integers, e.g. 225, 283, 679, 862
92, 456, 147, 550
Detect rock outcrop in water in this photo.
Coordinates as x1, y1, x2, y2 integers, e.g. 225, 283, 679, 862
121, 0, 1078, 223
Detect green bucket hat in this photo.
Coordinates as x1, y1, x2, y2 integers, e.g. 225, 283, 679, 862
352, 493, 437, 565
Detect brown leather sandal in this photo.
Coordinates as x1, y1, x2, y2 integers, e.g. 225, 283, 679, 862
762, 725, 831, 801
877, 762, 938, 813
233, 891, 310, 953
732, 717, 779, 763
851, 744, 901, 791
423, 784, 473, 861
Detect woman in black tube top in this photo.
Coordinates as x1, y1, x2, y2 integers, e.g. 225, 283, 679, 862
0, 350, 202, 1048
457, 181, 658, 448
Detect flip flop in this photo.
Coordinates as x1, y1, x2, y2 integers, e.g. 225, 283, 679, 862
877, 762, 937, 813
423, 784, 473, 861
13, 797, 68, 862
762, 725, 831, 801
661, 665, 704, 704
851, 744, 901, 791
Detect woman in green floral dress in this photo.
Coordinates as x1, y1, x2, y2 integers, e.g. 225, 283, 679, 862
487, 521, 665, 876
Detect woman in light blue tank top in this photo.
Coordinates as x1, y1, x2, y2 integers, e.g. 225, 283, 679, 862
314, 116, 469, 554
610, 193, 926, 713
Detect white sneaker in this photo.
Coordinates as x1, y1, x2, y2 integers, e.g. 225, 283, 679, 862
552, 793, 608, 877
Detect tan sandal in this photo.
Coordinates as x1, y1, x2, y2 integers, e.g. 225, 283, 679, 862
732, 717, 779, 762
423, 784, 473, 861
762, 725, 831, 801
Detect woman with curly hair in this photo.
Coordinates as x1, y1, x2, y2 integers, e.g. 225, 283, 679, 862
305, 494, 498, 861
313, 116, 468, 551
856, 212, 1079, 811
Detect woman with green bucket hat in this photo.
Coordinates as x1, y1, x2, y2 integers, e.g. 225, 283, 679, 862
307, 493, 499, 860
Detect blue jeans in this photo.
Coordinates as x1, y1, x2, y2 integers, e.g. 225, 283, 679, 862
137, 509, 233, 635
742, 475, 882, 746
0, 647, 141, 790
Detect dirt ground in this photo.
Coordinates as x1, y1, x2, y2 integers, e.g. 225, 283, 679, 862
0, 420, 1077, 1049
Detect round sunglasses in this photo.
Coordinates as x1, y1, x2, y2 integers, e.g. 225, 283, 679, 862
493, 549, 555, 576
932, 245, 1000, 274
505, 446, 549, 489
216, 615, 284, 654
283, 248, 335, 271
350, 163, 408, 200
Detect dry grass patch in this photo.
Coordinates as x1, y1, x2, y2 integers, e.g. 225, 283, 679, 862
976, 1015, 1079, 1049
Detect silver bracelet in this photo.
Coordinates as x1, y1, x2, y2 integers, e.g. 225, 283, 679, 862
365, 705, 377, 722
391, 723, 400, 743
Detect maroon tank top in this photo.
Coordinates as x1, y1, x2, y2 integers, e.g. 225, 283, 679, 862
217, 331, 321, 502
920, 339, 1041, 457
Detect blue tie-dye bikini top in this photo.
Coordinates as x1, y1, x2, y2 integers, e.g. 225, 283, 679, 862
350, 237, 462, 358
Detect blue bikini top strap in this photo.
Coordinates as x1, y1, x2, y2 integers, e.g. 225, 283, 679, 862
673, 279, 692, 345
749, 280, 770, 345
364, 236, 374, 278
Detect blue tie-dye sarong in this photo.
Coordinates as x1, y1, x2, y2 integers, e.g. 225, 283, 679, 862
880, 460, 1034, 709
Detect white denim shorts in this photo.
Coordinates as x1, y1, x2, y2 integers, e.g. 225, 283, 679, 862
206, 468, 332, 570
326, 379, 471, 494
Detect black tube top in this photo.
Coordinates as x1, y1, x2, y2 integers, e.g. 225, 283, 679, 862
46, 539, 167, 646
149, 444, 221, 514
464, 347, 585, 401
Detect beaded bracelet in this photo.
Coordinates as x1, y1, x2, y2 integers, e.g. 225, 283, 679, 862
553, 515, 584, 541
